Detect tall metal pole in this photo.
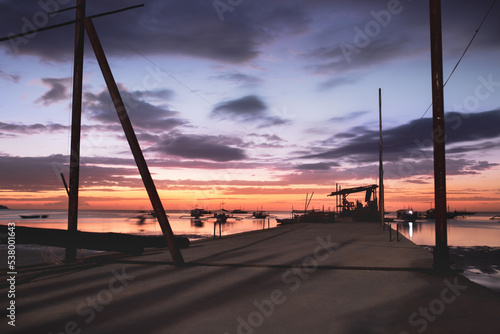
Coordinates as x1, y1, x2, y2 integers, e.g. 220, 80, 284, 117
84, 18, 184, 266
379, 88, 385, 228
429, 0, 450, 270
65, 0, 86, 263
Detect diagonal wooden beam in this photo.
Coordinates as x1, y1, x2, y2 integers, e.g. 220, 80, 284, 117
83, 17, 184, 266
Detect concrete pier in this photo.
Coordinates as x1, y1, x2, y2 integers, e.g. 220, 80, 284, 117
1, 221, 500, 333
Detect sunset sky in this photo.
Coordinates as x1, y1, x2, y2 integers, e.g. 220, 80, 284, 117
0, 0, 499, 212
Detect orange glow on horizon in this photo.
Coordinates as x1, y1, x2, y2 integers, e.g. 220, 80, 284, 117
2, 180, 499, 212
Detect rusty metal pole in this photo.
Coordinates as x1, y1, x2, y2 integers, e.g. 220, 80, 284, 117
429, 0, 450, 271
65, 0, 86, 263
84, 18, 184, 266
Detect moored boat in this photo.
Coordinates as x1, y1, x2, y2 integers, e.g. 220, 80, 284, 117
231, 208, 248, 214
19, 214, 49, 219
277, 210, 335, 225
397, 209, 418, 221
276, 217, 298, 225
190, 208, 212, 218
252, 210, 269, 219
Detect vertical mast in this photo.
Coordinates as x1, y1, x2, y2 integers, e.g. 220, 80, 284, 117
379, 88, 384, 228
429, 0, 450, 270
66, 0, 86, 263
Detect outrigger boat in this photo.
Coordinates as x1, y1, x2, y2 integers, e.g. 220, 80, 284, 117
397, 209, 418, 221
189, 208, 212, 218
231, 208, 248, 214
277, 192, 335, 225
213, 209, 233, 223
277, 210, 335, 225
252, 211, 269, 219
425, 208, 476, 220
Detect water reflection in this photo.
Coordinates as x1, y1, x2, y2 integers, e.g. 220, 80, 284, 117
191, 218, 204, 228
253, 218, 271, 230
2, 210, 499, 245
398, 219, 500, 247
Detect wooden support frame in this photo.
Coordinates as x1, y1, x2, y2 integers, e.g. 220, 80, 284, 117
0, 2, 182, 265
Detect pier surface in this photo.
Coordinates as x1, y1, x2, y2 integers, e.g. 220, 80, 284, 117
2, 221, 500, 333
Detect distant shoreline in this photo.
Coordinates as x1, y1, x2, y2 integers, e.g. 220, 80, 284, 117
2, 207, 499, 214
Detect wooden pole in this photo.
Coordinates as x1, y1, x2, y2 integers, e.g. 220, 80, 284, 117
84, 18, 184, 266
65, 0, 86, 263
429, 0, 450, 270
307, 192, 314, 211
60, 172, 69, 196
305, 193, 308, 214
379, 88, 385, 228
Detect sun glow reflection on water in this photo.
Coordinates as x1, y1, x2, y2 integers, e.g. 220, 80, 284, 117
396, 213, 500, 292
0, 209, 288, 239
398, 215, 500, 247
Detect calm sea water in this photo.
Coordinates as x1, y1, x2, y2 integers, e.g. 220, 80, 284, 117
393, 212, 500, 247
1, 209, 498, 244
0, 209, 290, 239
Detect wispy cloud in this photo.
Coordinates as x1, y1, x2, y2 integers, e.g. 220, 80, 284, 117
212, 95, 291, 127
213, 95, 267, 120
0, 122, 68, 135
150, 134, 247, 162
0, 69, 20, 83
295, 162, 339, 170
209, 72, 264, 86
317, 76, 357, 91
35, 78, 71, 106
84, 86, 188, 132
328, 111, 370, 122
